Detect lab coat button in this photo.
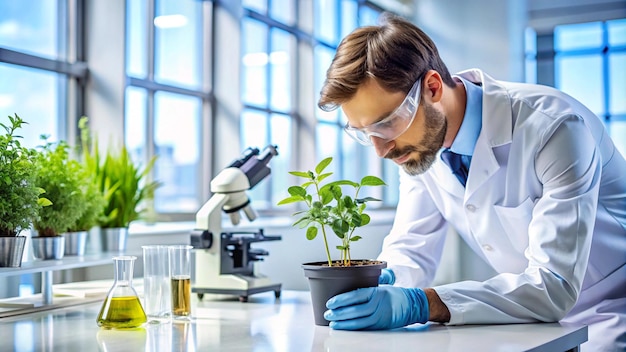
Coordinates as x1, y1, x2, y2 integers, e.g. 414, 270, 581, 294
482, 244, 493, 251
466, 204, 477, 212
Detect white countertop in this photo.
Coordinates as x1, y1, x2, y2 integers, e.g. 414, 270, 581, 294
0, 290, 587, 352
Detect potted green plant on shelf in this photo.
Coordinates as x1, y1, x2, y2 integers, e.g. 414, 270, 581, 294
277, 157, 387, 326
31, 138, 88, 260
79, 117, 160, 252
0, 114, 51, 267
63, 162, 106, 256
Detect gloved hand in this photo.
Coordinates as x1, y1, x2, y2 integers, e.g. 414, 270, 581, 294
324, 286, 429, 330
378, 268, 395, 285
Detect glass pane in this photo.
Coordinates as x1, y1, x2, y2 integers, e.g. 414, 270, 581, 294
314, 45, 338, 122
341, 0, 358, 38
0, 0, 62, 59
382, 159, 400, 206
269, 28, 292, 112
358, 5, 380, 26
242, 18, 268, 107
154, 0, 202, 89
241, 109, 268, 148
609, 52, 626, 115
525, 59, 537, 84
525, 27, 537, 54
241, 109, 269, 207
124, 86, 147, 165
269, 113, 291, 206
555, 22, 603, 51
341, 132, 359, 183
315, 0, 338, 44
608, 121, 626, 158
154, 92, 201, 213
608, 18, 626, 46
126, 0, 148, 78
243, 0, 266, 14
270, 0, 294, 25
556, 54, 604, 115
316, 123, 340, 176
0, 63, 61, 146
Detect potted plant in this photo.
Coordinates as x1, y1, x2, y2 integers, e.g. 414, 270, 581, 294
31, 138, 87, 260
63, 165, 106, 256
0, 114, 51, 267
277, 157, 387, 325
79, 117, 160, 252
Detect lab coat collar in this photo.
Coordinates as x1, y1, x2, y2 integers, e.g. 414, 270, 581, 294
451, 69, 513, 198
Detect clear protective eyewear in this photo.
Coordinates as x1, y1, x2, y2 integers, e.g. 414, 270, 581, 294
344, 79, 422, 146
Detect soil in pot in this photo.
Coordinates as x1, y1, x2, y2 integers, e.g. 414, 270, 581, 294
302, 260, 386, 326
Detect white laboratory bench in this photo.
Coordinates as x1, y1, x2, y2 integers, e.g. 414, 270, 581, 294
0, 290, 587, 351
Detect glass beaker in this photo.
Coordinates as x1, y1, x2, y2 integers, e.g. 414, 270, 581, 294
97, 256, 147, 329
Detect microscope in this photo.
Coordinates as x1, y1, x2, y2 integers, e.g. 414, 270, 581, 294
190, 145, 281, 302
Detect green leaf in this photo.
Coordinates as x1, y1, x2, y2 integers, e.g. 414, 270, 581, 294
287, 186, 306, 197
306, 226, 318, 240
289, 171, 312, 179
351, 235, 362, 242
277, 196, 303, 205
315, 157, 333, 174
360, 213, 371, 226
360, 175, 386, 186
320, 189, 333, 205
37, 198, 52, 207
316, 172, 332, 183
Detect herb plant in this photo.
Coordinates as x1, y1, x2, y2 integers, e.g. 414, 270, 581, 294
33, 138, 87, 237
0, 114, 51, 237
278, 157, 386, 267
78, 117, 160, 229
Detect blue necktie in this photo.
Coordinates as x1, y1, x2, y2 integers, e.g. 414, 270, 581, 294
440, 150, 468, 187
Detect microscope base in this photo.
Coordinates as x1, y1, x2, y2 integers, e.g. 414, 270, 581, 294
193, 283, 281, 302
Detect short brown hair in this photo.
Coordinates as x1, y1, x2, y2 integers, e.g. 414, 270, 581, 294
318, 13, 455, 112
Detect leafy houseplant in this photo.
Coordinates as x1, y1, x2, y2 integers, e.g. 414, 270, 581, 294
278, 157, 386, 266
79, 117, 160, 252
278, 157, 387, 325
0, 114, 50, 266
32, 138, 87, 259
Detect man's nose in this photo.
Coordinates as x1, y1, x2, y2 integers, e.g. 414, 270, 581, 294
371, 136, 394, 158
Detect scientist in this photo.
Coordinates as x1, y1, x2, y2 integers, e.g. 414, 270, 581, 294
318, 13, 626, 352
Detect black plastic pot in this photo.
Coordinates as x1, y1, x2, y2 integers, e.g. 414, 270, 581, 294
302, 260, 387, 326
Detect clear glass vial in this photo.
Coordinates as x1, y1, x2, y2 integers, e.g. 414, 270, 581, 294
97, 256, 147, 329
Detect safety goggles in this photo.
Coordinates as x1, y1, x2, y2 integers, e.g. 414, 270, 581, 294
343, 78, 422, 146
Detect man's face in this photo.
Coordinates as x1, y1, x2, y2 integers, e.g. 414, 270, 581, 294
342, 78, 447, 176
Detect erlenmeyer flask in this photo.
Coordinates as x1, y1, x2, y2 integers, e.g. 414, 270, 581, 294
97, 256, 147, 328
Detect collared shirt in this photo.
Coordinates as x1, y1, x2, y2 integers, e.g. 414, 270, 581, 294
446, 76, 483, 169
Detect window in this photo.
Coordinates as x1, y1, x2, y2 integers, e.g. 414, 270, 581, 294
241, 0, 400, 211
125, 0, 213, 218
0, 0, 86, 146
530, 19, 626, 156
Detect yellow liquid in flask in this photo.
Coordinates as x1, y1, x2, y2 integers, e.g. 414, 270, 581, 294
97, 296, 147, 329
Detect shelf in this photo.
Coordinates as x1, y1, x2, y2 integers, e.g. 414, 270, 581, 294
0, 251, 141, 311
0, 252, 135, 278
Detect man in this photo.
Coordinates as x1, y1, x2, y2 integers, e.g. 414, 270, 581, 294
318, 13, 626, 352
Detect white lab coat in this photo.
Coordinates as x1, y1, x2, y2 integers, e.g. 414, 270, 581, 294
378, 69, 626, 351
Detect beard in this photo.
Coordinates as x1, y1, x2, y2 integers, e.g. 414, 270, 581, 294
385, 103, 447, 176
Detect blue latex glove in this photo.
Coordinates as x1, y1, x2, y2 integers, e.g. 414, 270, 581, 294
378, 268, 395, 285
324, 286, 429, 330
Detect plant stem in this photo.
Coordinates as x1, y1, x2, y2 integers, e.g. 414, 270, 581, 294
320, 225, 332, 267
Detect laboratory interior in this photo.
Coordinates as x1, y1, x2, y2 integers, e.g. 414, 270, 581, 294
0, 0, 625, 351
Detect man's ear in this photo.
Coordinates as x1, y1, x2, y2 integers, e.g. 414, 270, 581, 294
423, 70, 443, 104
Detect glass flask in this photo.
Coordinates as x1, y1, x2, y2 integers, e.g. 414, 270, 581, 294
97, 256, 147, 328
